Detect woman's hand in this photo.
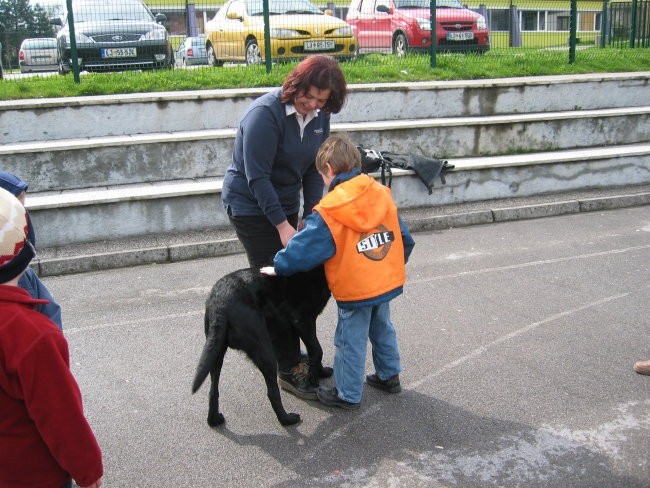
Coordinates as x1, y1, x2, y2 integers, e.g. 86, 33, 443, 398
260, 266, 276, 276
276, 220, 297, 247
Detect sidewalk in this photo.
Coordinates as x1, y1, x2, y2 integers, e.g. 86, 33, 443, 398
34, 183, 650, 277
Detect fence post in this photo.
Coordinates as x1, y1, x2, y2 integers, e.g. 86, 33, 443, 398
65, 0, 80, 83
509, 4, 522, 47
569, 0, 577, 63
263, 0, 272, 73
430, 0, 436, 68
630, 0, 638, 47
600, 0, 608, 47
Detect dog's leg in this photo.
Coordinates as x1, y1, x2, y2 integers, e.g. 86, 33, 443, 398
250, 343, 301, 426
299, 317, 324, 387
207, 349, 226, 427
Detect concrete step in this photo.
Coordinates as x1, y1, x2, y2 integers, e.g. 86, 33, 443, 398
2, 72, 649, 143
26, 143, 650, 248
31, 183, 650, 277
4, 106, 649, 192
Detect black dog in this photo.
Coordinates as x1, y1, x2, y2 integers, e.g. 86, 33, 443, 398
192, 265, 331, 426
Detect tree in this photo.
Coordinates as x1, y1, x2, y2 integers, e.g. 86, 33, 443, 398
0, 0, 56, 70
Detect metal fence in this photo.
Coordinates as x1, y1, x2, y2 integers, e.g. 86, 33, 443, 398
0, 0, 648, 81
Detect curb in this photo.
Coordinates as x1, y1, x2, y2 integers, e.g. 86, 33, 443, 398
34, 191, 650, 277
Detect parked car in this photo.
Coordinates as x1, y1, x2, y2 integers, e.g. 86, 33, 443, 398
175, 35, 208, 67
50, 0, 173, 74
204, 0, 357, 66
19, 38, 59, 73
346, 0, 490, 55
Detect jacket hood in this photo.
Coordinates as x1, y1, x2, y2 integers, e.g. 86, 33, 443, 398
319, 172, 390, 233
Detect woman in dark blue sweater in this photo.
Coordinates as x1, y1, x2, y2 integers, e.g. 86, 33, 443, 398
222, 55, 347, 399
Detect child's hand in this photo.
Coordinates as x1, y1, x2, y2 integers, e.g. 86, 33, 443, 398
260, 266, 277, 276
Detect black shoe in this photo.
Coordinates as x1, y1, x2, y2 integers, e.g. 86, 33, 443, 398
366, 374, 402, 393
278, 363, 317, 400
316, 387, 360, 410
300, 354, 333, 378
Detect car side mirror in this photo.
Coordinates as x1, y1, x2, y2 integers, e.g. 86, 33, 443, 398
50, 17, 63, 26
226, 11, 243, 20
376, 5, 391, 13
155, 13, 167, 23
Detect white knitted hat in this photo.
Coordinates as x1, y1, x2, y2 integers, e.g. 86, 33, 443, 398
0, 187, 35, 283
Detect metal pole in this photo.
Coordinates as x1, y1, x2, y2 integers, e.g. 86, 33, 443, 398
65, 0, 80, 83
430, 0, 436, 68
263, 0, 272, 73
630, 0, 638, 47
569, 0, 577, 63
600, 0, 607, 47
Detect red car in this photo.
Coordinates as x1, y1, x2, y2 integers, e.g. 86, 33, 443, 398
346, 0, 490, 55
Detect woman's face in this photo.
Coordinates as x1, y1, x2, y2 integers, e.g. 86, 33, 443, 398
294, 86, 331, 116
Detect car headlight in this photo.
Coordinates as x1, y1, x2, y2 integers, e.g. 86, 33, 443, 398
333, 25, 353, 36
477, 15, 487, 30
63, 32, 93, 45
270, 28, 301, 38
142, 29, 167, 41
417, 18, 431, 31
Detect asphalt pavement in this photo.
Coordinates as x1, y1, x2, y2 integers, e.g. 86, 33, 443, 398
41, 202, 650, 488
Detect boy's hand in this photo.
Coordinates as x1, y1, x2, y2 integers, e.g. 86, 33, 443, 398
260, 266, 276, 276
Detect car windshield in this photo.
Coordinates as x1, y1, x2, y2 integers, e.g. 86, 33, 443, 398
395, 0, 464, 8
247, 0, 322, 16
25, 39, 57, 49
72, 3, 154, 22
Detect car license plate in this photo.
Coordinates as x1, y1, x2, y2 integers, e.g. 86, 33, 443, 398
304, 40, 335, 51
101, 48, 137, 58
447, 31, 474, 41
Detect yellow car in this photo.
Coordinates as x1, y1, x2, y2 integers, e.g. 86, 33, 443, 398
205, 0, 357, 66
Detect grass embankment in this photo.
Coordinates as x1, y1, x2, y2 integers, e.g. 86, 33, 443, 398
1, 48, 649, 101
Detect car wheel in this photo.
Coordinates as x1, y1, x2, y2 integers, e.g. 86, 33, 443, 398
207, 45, 224, 67
393, 33, 408, 57
58, 58, 70, 75
245, 39, 262, 66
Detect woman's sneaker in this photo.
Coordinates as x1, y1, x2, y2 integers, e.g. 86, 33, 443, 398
366, 374, 402, 393
278, 363, 318, 400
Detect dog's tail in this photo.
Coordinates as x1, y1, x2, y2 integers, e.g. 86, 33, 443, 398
191, 306, 226, 394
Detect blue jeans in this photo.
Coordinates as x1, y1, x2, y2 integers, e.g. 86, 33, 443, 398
333, 301, 402, 404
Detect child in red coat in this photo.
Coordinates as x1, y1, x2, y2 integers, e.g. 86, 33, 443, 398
0, 187, 103, 488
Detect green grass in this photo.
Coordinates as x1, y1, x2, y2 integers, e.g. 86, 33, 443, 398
1, 47, 649, 101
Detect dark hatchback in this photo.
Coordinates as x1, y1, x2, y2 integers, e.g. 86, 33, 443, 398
51, 0, 173, 74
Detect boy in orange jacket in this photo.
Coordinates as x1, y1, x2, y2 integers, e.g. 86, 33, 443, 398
262, 134, 415, 409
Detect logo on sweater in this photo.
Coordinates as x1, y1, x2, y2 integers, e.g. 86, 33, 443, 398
356, 225, 394, 261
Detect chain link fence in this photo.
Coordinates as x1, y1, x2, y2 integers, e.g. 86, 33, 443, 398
0, 0, 648, 82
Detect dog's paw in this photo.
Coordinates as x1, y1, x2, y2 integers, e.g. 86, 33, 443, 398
280, 412, 301, 426
207, 412, 225, 427
318, 365, 334, 379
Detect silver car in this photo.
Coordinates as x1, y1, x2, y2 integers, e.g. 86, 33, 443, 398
175, 36, 208, 67
19, 38, 59, 73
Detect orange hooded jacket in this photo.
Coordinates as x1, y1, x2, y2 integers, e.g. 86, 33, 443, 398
314, 173, 405, 303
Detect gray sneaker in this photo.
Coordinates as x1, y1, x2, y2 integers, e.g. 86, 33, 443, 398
366, 374, 402, 393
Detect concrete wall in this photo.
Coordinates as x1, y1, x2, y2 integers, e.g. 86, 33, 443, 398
1, 72, 648, 248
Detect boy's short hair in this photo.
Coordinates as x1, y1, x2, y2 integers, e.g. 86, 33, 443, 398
316, 133, 361, 175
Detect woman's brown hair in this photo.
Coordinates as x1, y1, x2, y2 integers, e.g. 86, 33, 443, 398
281, 55, 347, 114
